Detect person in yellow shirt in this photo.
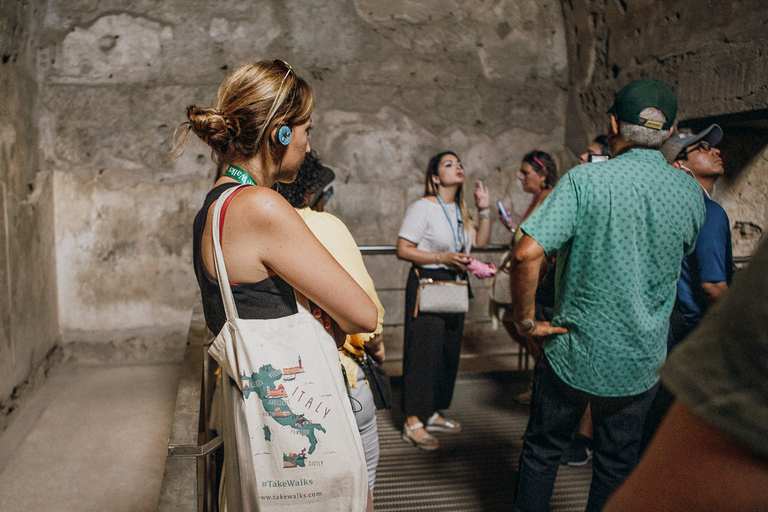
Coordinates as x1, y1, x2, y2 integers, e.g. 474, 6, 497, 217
279, 150, 386, 491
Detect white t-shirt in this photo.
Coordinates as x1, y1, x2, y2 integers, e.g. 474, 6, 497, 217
398, 197, 472, 269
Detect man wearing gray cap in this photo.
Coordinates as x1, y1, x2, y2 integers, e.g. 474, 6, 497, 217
509, 79, 706, 512
640, 124, 734, 454
662, 124, 732, 351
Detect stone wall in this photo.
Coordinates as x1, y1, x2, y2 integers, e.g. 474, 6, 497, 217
0, 0, 61, 426
560, 0, 768, 258
2, 0, 767, 437
12, 0, 768, 423
39, 0, 569, 345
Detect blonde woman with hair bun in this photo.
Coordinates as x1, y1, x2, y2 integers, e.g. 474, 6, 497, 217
177, 60, 377, 511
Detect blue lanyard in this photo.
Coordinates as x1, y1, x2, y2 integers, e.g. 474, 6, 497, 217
436, 195, 463, 253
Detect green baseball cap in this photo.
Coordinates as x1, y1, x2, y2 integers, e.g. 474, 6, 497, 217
607, 78, 677, 130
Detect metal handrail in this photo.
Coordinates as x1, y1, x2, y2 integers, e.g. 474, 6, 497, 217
358, 243, 509, 254
158, 306, 220, 512
360, 244, 753, 272
167, 436, 223, 458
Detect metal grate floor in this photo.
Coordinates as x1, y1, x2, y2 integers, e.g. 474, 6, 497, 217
373, 373, 592, 511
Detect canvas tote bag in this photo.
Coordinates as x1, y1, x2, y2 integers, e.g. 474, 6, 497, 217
207, 185, 369, 511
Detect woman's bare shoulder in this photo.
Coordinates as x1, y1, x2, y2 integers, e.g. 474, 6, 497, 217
233, 185, 298, 222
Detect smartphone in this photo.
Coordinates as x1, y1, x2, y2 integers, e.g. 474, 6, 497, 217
497, 201, 511, 223
589, 154, 610, 163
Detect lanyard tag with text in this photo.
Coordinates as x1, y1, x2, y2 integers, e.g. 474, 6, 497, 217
225, 165, 257, 186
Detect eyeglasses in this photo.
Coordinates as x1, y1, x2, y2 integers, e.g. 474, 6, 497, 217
685, 140, 712, 155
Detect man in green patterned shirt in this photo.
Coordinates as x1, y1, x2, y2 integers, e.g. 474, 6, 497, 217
509, 79, 705, 512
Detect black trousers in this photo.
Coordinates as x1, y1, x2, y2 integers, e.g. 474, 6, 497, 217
401, 266, 465, 420
513, 355, 659, 512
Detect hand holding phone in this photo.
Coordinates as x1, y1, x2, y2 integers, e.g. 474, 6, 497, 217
497, 201, 511, 223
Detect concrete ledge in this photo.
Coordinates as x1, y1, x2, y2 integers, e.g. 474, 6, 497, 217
60, 324, 189, 365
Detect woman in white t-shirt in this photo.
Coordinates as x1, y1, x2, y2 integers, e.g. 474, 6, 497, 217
396, 151, 490, 450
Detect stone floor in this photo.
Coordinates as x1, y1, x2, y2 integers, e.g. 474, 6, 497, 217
0, 363, 182, 512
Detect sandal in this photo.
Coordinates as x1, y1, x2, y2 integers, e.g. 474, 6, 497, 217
425, 412, 462, 433
402, 421, 439, 451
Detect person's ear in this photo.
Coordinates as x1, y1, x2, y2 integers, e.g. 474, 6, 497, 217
609, 115, 619, 136
665, 125, 675, 140
269, 126, 282, 148
671, 161, 683, 170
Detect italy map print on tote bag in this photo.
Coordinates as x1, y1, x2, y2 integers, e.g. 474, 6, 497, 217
241, 356, 330, 467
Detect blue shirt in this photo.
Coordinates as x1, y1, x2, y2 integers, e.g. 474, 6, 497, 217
522, 149, 705, 396
668, 195, 733, 350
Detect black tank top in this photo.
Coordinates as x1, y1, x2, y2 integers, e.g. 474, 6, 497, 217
193, 182, 298, 335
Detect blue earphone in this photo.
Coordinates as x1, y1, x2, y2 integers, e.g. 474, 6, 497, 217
277, 125, 292, 146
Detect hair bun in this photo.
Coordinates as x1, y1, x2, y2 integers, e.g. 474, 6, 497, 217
186, 105, 231, 153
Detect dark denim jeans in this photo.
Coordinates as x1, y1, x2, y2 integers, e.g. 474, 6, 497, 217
512, 355, 659, 512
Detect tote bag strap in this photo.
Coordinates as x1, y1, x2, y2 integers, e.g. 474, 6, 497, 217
211, 184, 248, 322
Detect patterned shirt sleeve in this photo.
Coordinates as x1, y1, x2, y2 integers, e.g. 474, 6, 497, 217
520, 173, 579, 255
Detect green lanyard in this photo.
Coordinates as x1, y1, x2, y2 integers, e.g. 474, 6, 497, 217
224, 165, 257, 186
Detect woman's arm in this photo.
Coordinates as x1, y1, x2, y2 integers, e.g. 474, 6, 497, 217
210, 186, 377, 334
474, 217, 490, 249
473, 180, 490, 249
396, 237, 471, 270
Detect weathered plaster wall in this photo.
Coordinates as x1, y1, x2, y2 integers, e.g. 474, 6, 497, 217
40, 0, 569, 341
715, 142, 768, 258
3, 0, 767, 422
560, 0, 768, 257
0, 0, 60, 425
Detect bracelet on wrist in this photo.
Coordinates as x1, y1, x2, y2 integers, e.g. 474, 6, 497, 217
435, 253, 442, 265
514, 319, 536, 333
477, 208, 490, 220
